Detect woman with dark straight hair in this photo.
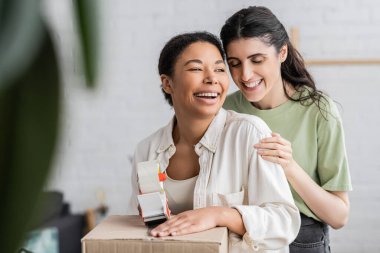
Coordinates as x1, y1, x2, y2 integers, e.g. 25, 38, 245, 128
221, 6, 352, 253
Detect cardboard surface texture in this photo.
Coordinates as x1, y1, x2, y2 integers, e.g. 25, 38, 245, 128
82, 215, 228, 253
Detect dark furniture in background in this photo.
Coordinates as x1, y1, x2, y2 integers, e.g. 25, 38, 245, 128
29, 191, 85, 253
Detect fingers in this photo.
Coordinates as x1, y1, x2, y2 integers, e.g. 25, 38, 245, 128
151, 208, 218, 237
151, 220, 195, 237
256, 142, 292, 153
257, 149, 292, 160
170, 224, 197, 236
151, 217, 182, 236
261, 155, 290, 166
254, 133, 294, 168
258, 133, 291, 147
260, 137, 291, 147
254, 133, 292, 155
167, 222, 194, 236
151, 213, 193, 237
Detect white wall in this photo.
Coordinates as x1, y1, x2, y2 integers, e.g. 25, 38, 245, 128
44, 0, 380, 252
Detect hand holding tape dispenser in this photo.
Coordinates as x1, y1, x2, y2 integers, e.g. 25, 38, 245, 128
136, 160, 171, 226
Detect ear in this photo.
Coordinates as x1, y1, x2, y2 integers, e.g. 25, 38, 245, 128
160, 74, 173, 94
279, 44, 288, 63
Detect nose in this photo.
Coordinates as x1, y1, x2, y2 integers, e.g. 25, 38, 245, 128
203, 71, 218, 85
241, 64, 253, 83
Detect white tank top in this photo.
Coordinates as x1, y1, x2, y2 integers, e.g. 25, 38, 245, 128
164, 174, 198, 215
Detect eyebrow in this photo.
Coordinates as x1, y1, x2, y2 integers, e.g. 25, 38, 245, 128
227, 53, 266, 61
184, 59, 225, 66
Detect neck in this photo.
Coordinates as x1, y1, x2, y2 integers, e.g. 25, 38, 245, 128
172, 113, 215, 146
252, 80, 295, 110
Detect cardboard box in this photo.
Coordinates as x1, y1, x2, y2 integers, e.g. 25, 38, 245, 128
82, 215, 228, 253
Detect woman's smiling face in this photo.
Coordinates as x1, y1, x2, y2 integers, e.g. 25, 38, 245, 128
226, 37, 287, 109
161, 41, 229, 119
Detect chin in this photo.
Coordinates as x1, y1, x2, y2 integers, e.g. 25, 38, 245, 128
241, 94, 260, 103
196, 107, 221, 119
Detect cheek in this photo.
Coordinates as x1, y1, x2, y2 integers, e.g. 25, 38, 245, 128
229, 68, 240, 84
221, 76, 230, 89
258, 65, 277, 82
177, 76, 195, 91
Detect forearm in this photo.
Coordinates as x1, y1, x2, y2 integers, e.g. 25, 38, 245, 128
217, 207, 246, 235
286, 162, 350, 229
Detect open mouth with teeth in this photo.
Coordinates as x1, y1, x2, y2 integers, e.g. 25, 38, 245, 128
194, 92, 220, 99
243, 79, 263, 88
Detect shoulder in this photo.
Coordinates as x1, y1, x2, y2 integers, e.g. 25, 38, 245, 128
135, 124, 168, 156
225, 109, 272, 137
295, 87, 342, 123
321, 95, 341, 118
311, 93, 342, 124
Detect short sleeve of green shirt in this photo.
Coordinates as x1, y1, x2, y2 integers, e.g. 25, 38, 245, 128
224, 90, 352, 219
316, 98, 352, 191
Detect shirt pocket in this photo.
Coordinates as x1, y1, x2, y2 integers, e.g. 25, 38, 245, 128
212, 188, 245, 207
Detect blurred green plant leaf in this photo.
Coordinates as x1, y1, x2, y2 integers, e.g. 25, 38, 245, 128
73, 0, 98, 87
0, 0, 44, 91
0, 0, 99, 252
0, 25, 60, 252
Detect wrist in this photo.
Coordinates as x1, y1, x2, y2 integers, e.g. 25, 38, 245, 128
214, 206, 228, 227
214, 207, 229, 227
285, 159, 300, 181
216, 207, 240, 228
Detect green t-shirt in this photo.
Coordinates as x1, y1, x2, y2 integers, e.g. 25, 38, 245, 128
223, 90, 352, 221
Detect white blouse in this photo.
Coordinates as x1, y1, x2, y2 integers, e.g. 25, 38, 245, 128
129, 108, 300, 253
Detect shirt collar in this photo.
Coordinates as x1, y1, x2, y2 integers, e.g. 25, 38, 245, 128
198, 108, 227, 153
156, 116, 176, 154
156, 108, 228, 154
